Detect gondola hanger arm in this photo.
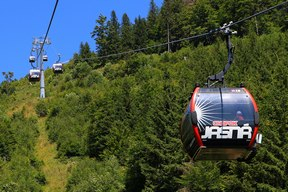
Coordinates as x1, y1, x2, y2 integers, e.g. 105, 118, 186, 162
207, 21, 237, 86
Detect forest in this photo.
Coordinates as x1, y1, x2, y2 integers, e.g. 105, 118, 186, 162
0, 0, 288, 191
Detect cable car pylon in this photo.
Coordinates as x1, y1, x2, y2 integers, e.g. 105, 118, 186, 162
28, 37, 51, 98
180, 22, 262, 161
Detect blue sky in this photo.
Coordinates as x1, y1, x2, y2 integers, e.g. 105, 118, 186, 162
0, 0, 163, 82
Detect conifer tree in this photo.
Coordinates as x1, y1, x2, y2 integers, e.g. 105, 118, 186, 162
133, 16, 148, 50
79, 42, 91, 58
120, 13, 134, 53
147, 0, 159, 41
157, 0, 185, 51
106, 10, 121, 60
91, 14, 108, 59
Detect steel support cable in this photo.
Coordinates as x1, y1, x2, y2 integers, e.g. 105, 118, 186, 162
230, 0, 288, 28
97, 31, 212, 59
94, 1, 288, 60
37, 0, 59, 60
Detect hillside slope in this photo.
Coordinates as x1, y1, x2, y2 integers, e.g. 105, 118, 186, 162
0, 32, 288, 191
0, 78, 74, 191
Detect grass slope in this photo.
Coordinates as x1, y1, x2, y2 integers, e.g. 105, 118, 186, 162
35, 117, 73, 192
4, 78, 74, 192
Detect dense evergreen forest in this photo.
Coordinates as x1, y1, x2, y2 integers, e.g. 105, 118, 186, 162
0, 0, 288, 191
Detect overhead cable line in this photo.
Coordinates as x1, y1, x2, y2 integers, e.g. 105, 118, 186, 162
37, 0, 59, 60
31, 0, 59, 99
76, 1, 288, 61
231, 0, 288, 27
97, 32, 213, 59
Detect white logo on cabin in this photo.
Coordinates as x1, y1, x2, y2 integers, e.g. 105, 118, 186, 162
201, 123, 252, 139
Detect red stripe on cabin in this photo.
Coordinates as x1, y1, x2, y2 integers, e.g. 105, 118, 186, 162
190, 87, 199, 111
243, 88, 258, 112
193, 125, 204, 146
190, 87, 203, 146
248, 126, 258, 148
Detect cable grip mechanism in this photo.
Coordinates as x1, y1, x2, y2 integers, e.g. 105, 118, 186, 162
207, 21, 237, 87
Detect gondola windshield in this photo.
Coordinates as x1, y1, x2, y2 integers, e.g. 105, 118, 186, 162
195, 88, 256, 142
196, 88, 255, 130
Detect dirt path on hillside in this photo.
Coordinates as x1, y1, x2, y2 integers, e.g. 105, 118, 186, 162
35, 118, 73, 192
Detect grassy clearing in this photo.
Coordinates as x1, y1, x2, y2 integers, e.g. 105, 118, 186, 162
35, 117, 73, 192
5, 78, 73, 192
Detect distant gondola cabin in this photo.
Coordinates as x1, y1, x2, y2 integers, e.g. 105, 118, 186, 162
42, 55, 48, 62
52, 63, 63, 74
29, 56, 36, 63
29, 69, 40, 82
180, 87, 261, 161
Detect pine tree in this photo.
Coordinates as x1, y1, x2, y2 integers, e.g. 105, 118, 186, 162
120, 13, 134, 54
106, 10, 121, 60
91, 14, 108, 59
133, 16, 148, 50
79, 42, 90, 58
147, 0, 159, 41
157, 0, 185, 52
145, 0, 160, 54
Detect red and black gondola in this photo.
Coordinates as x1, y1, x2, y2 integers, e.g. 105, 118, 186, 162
180, 86, 261, 161
180, 23, 262, 161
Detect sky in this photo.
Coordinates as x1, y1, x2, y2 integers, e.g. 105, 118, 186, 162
0, 0, 163, 82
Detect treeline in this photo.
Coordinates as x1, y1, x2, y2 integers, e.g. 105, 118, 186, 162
91, 0, 288, 62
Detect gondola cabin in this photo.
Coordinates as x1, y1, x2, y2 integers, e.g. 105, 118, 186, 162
52, 63, 63, 74
42, 55, 48, 62
29, 69, 40, 82
29, 56, 36, 63
180, 86, 262, 161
